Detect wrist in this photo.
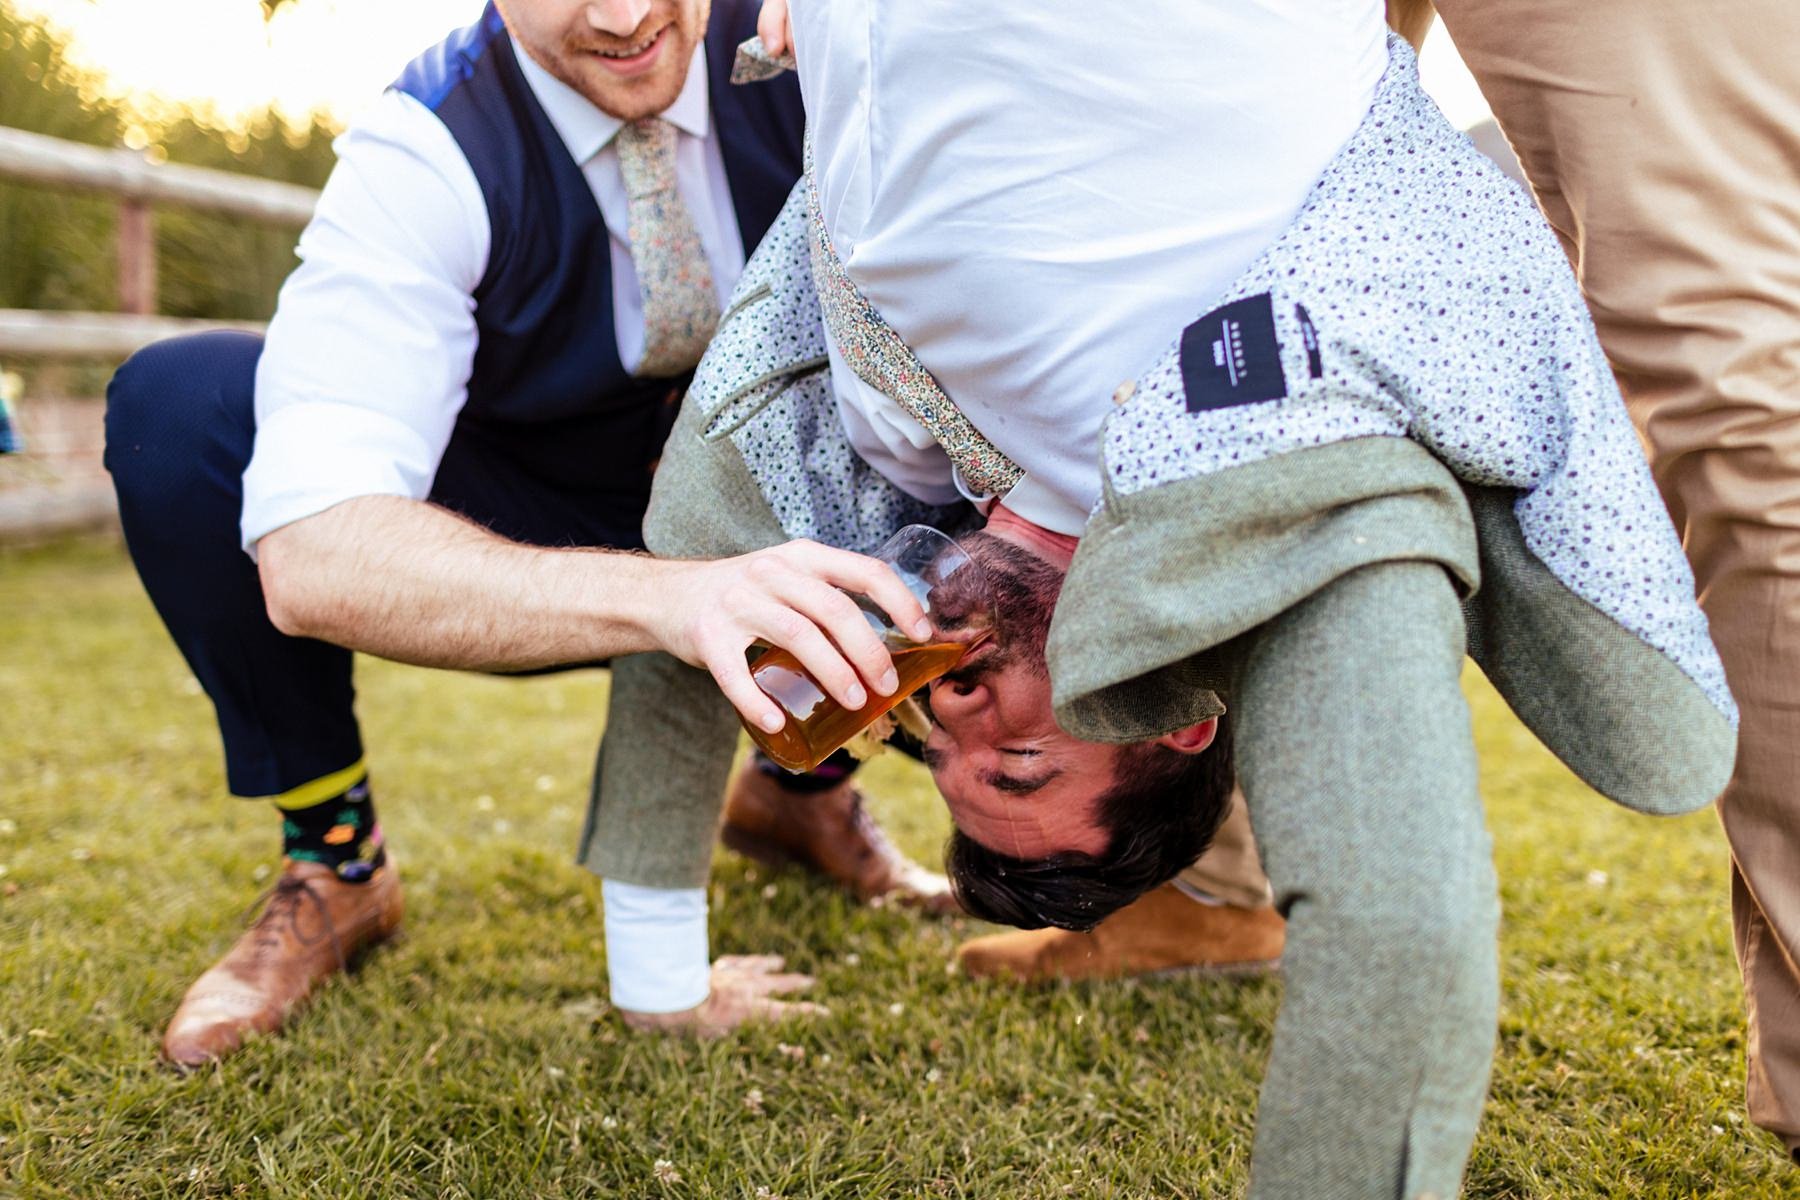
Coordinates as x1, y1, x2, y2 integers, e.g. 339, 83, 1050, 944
527, 546, 660, 660
617, 997, 711, 1030
584, 550, 688, 657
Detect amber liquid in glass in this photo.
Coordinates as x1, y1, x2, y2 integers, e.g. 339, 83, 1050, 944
745, 640, 973, 772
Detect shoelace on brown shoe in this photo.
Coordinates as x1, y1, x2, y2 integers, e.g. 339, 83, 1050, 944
241, 875, 348, 972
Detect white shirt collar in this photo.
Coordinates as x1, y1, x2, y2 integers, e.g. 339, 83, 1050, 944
510, 38, 712, 166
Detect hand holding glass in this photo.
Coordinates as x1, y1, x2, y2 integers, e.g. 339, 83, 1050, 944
742, 526, 994, 771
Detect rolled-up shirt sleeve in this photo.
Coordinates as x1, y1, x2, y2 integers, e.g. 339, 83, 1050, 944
241, 89, 490, 555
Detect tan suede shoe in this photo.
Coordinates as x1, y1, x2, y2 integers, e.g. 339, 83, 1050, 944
954, 882, 1284, 983
161, 858, 403, 1067
721, 764, 959, 915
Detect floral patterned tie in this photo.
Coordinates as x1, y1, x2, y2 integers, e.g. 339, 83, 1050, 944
616, 117, 718, 378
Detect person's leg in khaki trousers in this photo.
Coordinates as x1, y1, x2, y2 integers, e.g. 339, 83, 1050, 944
1433, 0, 1800, 1155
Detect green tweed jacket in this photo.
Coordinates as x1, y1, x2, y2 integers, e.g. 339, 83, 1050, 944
577, 36, 1734, 889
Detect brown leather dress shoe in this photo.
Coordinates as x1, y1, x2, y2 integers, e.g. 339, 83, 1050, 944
954, 881, 1284, 983
721, 764, 960, 915
161, 858, 403, 1067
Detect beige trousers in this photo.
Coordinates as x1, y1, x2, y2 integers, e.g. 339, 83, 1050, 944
1431, 0, 1800, 1151
1177, 790, 1274, 909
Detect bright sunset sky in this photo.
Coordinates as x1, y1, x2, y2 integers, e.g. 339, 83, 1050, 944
16, 0, 486, 126
16, 0, 1493, 131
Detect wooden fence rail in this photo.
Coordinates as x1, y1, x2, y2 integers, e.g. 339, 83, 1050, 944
0, 123, 319, 317
0, 125, 319, 541
0, 125, 319, 226
0, 310, 267, 359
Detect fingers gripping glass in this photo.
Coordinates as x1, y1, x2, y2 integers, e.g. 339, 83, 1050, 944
742, 526, 995, 772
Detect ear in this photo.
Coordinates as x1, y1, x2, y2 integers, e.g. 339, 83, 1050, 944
1156, 717, 1218, 756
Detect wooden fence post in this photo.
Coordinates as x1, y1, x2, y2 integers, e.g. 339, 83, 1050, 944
116, 196, 156, 316
0, 123, 320, 544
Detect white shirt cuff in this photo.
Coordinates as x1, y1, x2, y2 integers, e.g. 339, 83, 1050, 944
602, 880, 710, 1014
240, 400, 443, 556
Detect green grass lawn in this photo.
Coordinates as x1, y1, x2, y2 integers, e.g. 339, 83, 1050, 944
0, 539, 1791, 1198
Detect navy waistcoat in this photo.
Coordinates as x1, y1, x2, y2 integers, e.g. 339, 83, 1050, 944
392, 0, 803, 544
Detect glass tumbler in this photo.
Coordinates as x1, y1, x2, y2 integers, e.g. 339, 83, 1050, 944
742, 525, 994, 772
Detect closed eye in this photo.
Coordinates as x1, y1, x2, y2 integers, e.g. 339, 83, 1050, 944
979, 767, 1062, 795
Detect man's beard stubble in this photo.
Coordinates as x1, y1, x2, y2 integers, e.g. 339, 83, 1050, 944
532, 0, 707, 121
939, 531, 1064, 684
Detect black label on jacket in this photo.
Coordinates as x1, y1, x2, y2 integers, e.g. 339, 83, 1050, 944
1181, 292, 1287, 413
1295, 302, 1324, 379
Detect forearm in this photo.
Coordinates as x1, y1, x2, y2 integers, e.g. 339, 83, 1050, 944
1238, 562, 1496, 1198
259, 494, 924, 727
258, 495, 672, 671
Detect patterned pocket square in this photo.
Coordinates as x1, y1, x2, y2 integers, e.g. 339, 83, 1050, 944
731, 36, 796, 85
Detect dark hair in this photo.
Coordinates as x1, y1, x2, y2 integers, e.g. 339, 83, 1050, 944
944, 717, 1236, 932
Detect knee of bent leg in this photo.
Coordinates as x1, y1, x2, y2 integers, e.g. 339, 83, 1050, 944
1397, 872, 1499, 986
1291, 837, 1500, 996
104, 330, 261, 491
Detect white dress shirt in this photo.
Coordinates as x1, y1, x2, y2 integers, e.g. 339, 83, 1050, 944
241, 39, 745, 553
797, 0, 1390, 534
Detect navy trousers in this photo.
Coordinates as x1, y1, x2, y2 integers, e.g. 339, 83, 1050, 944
104, 331, 662, 799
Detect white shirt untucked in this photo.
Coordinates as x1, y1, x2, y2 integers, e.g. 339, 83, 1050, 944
612, 1, 1395, 1018
795, 0, 1390, 534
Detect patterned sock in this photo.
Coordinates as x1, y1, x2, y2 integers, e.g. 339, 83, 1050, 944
756, 748, 859, 794
279, 776, 386, 883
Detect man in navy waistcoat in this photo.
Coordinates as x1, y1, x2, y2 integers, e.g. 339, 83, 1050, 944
103, 0, 949, 1068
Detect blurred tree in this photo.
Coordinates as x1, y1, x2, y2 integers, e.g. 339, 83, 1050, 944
0, 2, 124, 314
0, 0, 338, 322
260, 0, 298, 20
153, 109, 337, 319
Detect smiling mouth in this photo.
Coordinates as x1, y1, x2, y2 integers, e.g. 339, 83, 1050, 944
585, 25, 667, 63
